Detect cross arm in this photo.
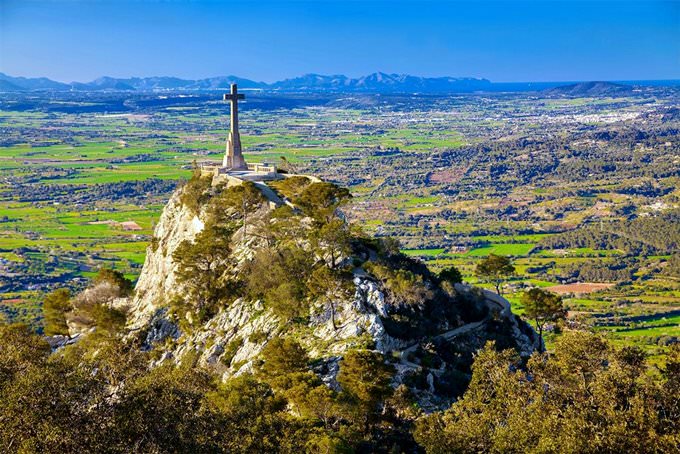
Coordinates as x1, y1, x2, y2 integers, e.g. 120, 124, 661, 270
223, 94, 246, 101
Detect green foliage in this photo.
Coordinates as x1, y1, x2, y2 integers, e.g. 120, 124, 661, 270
296, 182, 351, 224
562, 258, 636, 282
475, 253, 515, 295
267, 205, 309, 246
259, 337, 309, 378
42, 288, 71, 336
89, 303, 127, 335
93, 267, 134, 297
248, 330, 268, 344
179, 168, 212, 215
665, 253, 680, 278
211, 181, 266, 240
67, 272, 129, 336
520, 287, 565, 351
243, 245, 314, 322
414, 333, 680, 453
107, 364, 218, 453
0, 324, 51, 387
150, 236, 160, 252
313, 218, 352, 269
269, 176, 313, 201
377, 236, 402, 258
204, 374, 294, 452
338, 350, 395, 415
258, 337, 311, 390
173, 224, 238, 322
221, 337, 243, 367
1, 318, 677, 452
306, 265, 354, 330
541, 210, 680, 255
365, 261, 433, 306
438, 266, 463, 285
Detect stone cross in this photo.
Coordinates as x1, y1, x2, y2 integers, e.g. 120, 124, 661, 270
222, 83, 248, 170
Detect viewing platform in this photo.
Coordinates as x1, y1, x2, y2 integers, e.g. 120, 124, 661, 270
200, 161, 283, 186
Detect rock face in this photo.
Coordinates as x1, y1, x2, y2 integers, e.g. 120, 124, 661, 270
128, 190, 204, 328
124, 183, 540, 410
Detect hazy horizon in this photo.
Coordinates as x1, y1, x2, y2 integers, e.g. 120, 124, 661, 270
1, 0, 678, 83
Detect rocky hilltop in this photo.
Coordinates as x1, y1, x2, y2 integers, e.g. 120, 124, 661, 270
121, 173, 539, 409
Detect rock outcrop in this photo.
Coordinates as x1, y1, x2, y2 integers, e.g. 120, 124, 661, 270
123, 180, 540, 410
128, 189, 204, 327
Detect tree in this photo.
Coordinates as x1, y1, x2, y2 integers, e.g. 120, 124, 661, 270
258, 337, 309, 386
414, 334, 680, 453
0, 323, 101, 453
438, 266, 463, 285
0, 324, 51, 387
306, 266, 354, 330
205, 374, 291, 452
366, 262, 433, 307
520, 287, 565, 352
313, 218, 352, 269
218, 181, 266, 241
243, 245, 314, 321
377, 236, 401, 258
267, 206, 309, 249
43, 288, 71, 336
337, 350, 394, 433
297, 182, 351, 224
107, 364, 218, 453
269, 175, 312, 201
475, 254, 515, 295
87, 303, 127, 336
93, 267, 133, 297
257, 338, 343, 431
179, 168, 212, 215
173, 224, 237, 321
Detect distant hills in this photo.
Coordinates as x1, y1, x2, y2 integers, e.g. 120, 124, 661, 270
270, 72, 492, 92
0, 71, 492, 93
0, 72, 676, 94
545, 81, 634, 96
0, 73, 71, 91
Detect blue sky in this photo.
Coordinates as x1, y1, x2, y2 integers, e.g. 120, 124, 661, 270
0, 0, 678, 82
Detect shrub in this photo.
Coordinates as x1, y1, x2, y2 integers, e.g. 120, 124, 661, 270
365, 261, 433, 306
93, 268, 134, 297
269, 176, 313, 201
221, 338, 243, 367
43, 288, 71, 336
179, 169, 212, 215
242, 246, 313, 322
248, 330, 268, 344
439, 266, 463, 285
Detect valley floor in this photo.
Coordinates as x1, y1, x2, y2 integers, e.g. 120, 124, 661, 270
0, 89, 678, 358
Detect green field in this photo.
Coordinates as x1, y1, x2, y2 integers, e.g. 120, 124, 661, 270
1, 91, 678, 357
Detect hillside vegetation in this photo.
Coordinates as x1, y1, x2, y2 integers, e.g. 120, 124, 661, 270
0, 138, 678, 452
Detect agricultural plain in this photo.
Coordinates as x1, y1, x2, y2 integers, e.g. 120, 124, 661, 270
0, 89, 678, 356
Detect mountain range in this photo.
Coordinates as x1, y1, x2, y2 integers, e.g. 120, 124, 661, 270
0, 71, 493, 93
1, 71, 676, 94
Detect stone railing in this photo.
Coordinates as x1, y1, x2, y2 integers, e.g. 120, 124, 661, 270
247, 163, 277, 173
199, 161, 278, 175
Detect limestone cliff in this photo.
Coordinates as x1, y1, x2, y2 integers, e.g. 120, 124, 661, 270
124, 178, 540, 410
128, 189, 204, 327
